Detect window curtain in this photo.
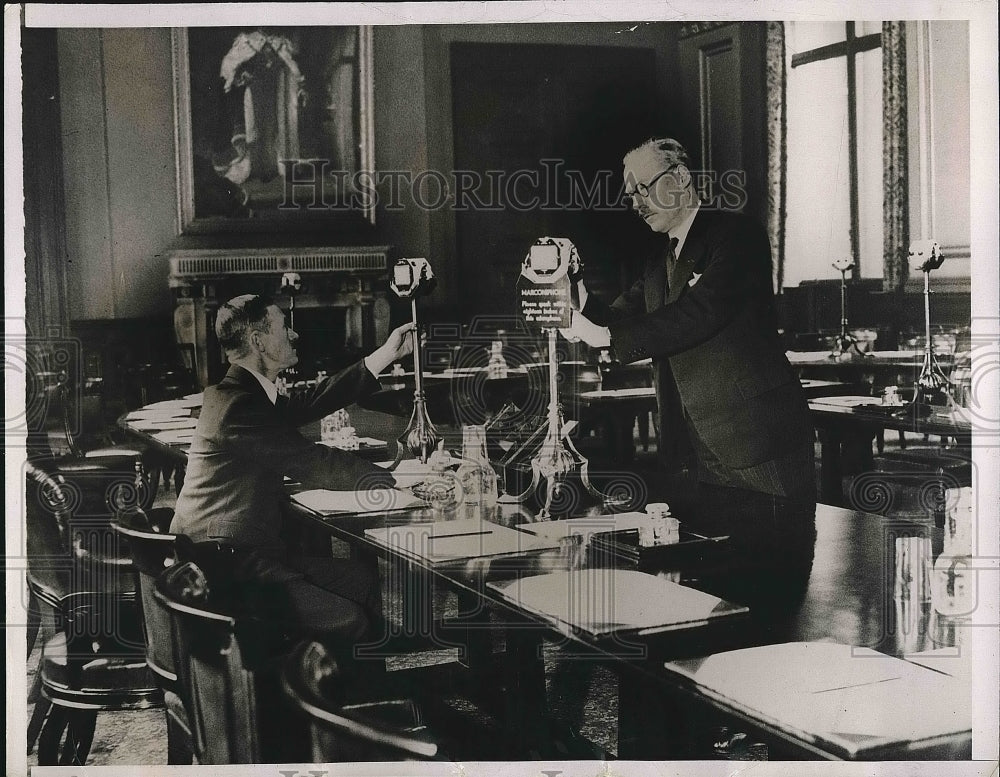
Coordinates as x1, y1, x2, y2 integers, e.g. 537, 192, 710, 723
765, 22, 787, 293
882, 21, 909, 291
23, 29, 70, 337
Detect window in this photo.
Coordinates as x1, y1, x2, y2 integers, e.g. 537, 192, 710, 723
906, 21, 971, 278
783, 21, 971, 286
784, 22, 883, 286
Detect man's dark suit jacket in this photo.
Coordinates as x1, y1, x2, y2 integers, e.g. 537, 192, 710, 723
583, 208, 813, 495
170, 362, 393, 553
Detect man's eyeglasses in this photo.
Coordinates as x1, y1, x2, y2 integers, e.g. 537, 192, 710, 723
623, 167, 676, 201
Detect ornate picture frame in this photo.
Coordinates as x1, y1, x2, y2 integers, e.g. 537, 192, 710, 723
171, 26, 375, 234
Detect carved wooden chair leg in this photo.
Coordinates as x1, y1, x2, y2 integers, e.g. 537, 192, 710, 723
27, 587, 42, 659
35, 705, 69, 765
27, 667, 44, 705
26, 696, 51, 754
173, 464, 186, 496
61, 710, 98, 765
166, 708, 195, 765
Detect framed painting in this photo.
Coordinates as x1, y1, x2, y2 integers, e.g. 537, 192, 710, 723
171, 26, 375, 234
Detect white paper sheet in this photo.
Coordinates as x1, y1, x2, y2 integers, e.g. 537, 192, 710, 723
578, 387, 655, 399
141, 399, 197, 411
365, 518, 558, 565
152, 430, 195, 443
809, 395, 884, 407
870, 350, 921, 358
130, 417, 199, 430
905, 647, 973, 683
489, 569, 743, 636
126, 408, 191, 420
665, 642, 970, 753
290, 488, 425, 515
785, 350, 839, 362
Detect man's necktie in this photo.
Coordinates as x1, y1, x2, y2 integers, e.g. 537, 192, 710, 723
664, 235, 679, 302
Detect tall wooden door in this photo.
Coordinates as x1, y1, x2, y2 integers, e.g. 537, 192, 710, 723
677, 22, 768, 227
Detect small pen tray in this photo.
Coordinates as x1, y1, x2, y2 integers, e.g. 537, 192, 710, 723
588, 528, 731, 572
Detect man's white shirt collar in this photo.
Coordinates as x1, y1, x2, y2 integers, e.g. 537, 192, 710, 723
243, 364, 278, 405
669, 203, 700, 259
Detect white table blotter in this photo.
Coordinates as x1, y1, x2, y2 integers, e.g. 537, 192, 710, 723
291, 488, 425, 516
809, 395, 884, 408
488, 569, 747, 638
664, 642, 971, 758
365, 518, 559, 566
130, 417, 199, 431
578, 388, 655, 400
126, 408, 192, 420
152, 430, 196, 444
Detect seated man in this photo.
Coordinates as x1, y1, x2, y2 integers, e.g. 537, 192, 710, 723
171, 293, 413, 643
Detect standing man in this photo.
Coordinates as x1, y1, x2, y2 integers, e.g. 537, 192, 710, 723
171, 293, 413, 642
562, 137, 815, 558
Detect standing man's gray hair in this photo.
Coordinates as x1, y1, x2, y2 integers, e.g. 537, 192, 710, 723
624, 137, 691, 170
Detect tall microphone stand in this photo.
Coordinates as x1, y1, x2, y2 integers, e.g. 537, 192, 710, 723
829, 257, 869, 359
908, 241, 953, 411
387, 259, 441, 467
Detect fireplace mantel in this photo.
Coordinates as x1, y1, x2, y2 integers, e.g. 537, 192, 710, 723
168, 246, 393, 386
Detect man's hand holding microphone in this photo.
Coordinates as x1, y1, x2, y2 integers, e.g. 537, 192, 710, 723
559, 250, 612, 348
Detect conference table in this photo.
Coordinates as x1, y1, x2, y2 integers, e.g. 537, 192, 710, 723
787, 348, 956, 377
364, 369, 863, 465
576, 378, 863, 462
286, 494, 969, 760
120, 375, 862, 480
808, 395, 973, 506
119, 393, 389, 494
120, 398, 972, 761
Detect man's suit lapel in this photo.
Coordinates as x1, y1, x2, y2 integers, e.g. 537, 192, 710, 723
665, 210, 708, 305
645, 256, 667, 312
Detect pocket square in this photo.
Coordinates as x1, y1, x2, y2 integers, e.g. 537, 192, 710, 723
688, 273, 702, 287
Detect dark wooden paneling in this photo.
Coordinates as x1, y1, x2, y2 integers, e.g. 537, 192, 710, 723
70, 317, 183, 408
450, 42, 661, 318
781, 280, 971, 348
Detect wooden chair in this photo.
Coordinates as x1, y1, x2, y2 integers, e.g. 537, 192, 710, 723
111, 508, 193, 764
154, 560, 301, 764
29, 372, 154, 510
25, 463, 139, 750
25, 463, 162, 765
25, 463, 73, 753
281, 640, 440, 762
34, 590, 162, 765
56, 382, 145, 460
